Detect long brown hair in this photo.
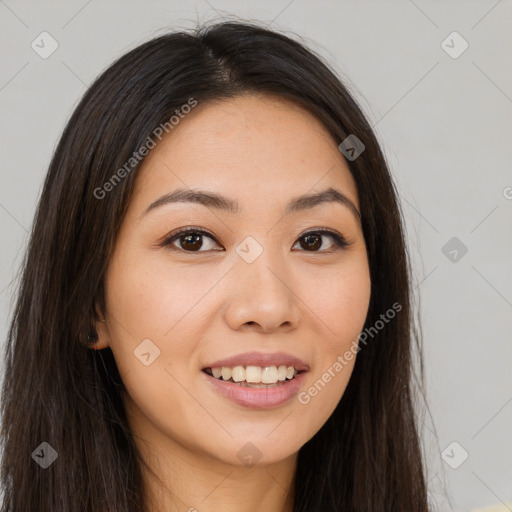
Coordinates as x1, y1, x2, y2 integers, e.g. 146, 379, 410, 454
1, 20, 429, 511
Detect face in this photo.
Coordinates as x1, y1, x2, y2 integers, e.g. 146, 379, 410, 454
95, 93, 371, 469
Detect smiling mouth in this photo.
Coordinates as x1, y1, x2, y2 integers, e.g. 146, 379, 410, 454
202, 365, 305, 387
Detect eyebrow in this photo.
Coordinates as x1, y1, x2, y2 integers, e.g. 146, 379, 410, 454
141, 186, 361, 225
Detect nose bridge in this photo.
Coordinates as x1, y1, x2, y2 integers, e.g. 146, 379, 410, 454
225, 234, 300, 331
240, 237, 287, 295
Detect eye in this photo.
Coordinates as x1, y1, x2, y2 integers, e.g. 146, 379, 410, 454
292, 229, 350, 253
160, 227, 351, 253
161, 227, 222, 252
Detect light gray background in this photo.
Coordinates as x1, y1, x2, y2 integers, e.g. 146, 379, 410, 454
1, 1, 511, 511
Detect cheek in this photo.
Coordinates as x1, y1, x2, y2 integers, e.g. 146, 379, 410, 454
102, 252, 210, 436
102, 249, 191, 380
293, 261, 370, 435
105, 246, 213, 339
303, 258, 371, 350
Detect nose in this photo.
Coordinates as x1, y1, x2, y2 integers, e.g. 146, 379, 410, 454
223, 252, 301, 334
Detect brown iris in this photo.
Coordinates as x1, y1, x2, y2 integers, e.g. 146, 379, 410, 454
180, 233, 203, 251
299, 234, 322, 251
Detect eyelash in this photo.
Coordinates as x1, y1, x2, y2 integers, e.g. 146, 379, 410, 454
160, 226, 351, 254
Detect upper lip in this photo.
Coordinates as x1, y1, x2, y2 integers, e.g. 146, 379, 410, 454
202, 351, 309, 372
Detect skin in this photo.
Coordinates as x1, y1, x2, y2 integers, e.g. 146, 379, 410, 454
93, 93, 371, 512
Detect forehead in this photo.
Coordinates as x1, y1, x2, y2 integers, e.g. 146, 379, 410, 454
131, 93, 359, 215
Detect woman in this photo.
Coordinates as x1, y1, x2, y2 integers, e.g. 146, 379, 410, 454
0, 20, 429, 511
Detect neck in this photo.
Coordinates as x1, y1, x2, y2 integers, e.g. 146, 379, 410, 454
140, 437, 297, 512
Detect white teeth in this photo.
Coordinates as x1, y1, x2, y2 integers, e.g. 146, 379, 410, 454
231, 366, 245, 382
208, 365, 299, 384
261, 366, 278, 384
245, 366, 262, 383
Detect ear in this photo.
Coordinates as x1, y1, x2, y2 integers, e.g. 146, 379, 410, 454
90, 303, 110, 350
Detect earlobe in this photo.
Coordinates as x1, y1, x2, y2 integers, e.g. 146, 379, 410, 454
90, 303, 110, 350
91, 318, 110, 350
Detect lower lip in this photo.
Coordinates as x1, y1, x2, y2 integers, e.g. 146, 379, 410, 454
202, 371, 306, 409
